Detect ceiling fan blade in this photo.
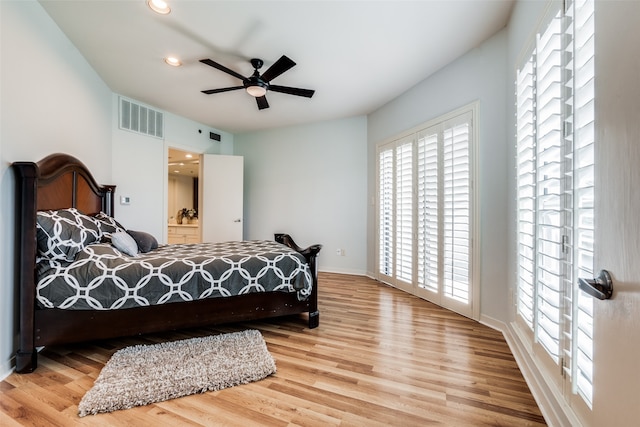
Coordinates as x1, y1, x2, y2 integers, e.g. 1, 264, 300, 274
200, 59, 246, 81
201, 86, 244, 94
260, 55, 296, 83
256, 96, 269, 110
269, 85, 315, 98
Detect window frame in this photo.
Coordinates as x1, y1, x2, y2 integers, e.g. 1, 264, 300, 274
513, 0, 595, 413
375, 103, 479, 320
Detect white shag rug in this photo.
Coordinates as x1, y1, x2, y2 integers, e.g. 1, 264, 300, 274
78, 329, 276, 417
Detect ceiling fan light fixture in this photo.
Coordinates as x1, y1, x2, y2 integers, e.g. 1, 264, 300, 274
246, 85, 267, 98
147, 0, 171, 15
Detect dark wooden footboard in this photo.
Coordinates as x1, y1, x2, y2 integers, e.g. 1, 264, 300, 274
276, 233, 322, 328
16, 234, 320, 373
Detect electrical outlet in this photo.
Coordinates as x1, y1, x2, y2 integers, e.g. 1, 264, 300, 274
336, 249, 345, 256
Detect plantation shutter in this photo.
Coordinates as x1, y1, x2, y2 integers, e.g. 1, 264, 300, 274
566, 0, 596, 406
379, 147, 394, 276
395, 139, 413, 283
415, 112, 472, 304
534, 10, 564, 362
514, 0, 595, 409
516, 57, 536, 329
377, 105, 476, 318
417, 129, 439, 293
442, 114, 472, 303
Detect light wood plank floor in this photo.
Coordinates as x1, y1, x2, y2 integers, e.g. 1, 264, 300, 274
0, 273, 545, 426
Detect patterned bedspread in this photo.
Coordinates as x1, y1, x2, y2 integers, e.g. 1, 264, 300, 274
36, 240, 313, 310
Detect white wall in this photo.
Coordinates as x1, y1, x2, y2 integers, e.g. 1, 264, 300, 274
367, 29, 509, 323
0, 0, 113, 378
111, 97, 233, 243
234, 116, 368, 275
111, 124, 166, 238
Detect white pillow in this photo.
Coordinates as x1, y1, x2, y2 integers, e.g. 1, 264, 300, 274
111, 231, 139, 257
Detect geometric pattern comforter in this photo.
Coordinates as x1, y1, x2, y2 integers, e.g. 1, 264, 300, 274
36, 240, 313, 310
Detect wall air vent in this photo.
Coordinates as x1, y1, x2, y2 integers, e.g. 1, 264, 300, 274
119, 97, 164, 138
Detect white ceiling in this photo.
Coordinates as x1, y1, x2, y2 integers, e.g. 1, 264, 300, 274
39, 0, 514, 134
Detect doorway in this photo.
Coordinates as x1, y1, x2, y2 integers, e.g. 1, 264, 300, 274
167, 148, 201, 243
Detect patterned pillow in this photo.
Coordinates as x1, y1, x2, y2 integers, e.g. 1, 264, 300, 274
94, 212, 127, 241
36, 208, 102, 261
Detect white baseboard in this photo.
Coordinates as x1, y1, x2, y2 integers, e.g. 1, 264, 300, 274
502, 322, 583, 427
477, 314, 583, 427
478, 313, 505, 331
318, 267, 367, 276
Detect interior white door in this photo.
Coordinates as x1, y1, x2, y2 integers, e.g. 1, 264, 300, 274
200, 154, 243, 243
586, 2, 640, 425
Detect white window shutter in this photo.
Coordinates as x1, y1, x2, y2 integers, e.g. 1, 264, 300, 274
516, 57, 537, 329
417, 129, 439, 293
567, 0, 596, 407
377, 107, 475, 315
379, 146, 394, 276
534, 10, 564, 363
514, 0, 595, 409
395, 140, 413, 283
442, 115, 472, 304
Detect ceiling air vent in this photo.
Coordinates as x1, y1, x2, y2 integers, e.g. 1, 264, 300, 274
119, 97, 164, 138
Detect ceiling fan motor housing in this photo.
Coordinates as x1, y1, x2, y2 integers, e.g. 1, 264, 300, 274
250, 58, 264, 70
245, 68, 268, 91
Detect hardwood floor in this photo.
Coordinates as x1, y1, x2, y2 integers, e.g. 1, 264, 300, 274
0, 272, 545, 426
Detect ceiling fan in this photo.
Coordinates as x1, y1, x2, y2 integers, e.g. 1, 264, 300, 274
199, 55, 315, 110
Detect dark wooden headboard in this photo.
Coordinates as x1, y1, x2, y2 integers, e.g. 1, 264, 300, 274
13, 153, 115, 214
12, 153, 115, 371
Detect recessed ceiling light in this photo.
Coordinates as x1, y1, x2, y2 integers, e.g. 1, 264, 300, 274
148, 0, 171, 15
164, 57, 182, 67
185, 154, 193, 158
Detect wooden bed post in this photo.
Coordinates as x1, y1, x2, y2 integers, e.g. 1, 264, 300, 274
274, 233, 321, 329
12, 161, 39, 373
308, 251, 320, 328
12, 155, 113, 373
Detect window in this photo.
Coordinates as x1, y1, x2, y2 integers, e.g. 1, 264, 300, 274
567, 0, 596, 406
377, 106, 476, 317
515, 0, 595, 408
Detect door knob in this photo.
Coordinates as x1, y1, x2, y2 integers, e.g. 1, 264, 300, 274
578, 269, 613, 300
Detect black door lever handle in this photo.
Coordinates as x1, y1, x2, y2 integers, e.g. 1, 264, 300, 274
578, 270, 613, 300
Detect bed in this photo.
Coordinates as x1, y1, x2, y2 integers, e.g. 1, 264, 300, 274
12, 153, 321, 373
